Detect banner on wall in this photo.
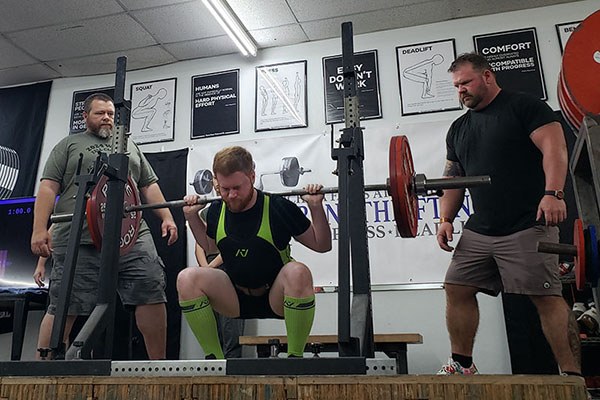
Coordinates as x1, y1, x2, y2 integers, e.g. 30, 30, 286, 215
69, 87, 115, 134
186, 125, 465, 287
191, 70, 239, 139
322, 50, 382, 124
473, 28, 547, 100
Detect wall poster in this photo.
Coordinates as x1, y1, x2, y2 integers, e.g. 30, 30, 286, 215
474, 28, 547, 100
69, 87, 114, 134
322, 50, 382, 124
191, 70, 239, 139
255, 60, 307, 132
396, 39, 461, 115
130, 78, 176, 144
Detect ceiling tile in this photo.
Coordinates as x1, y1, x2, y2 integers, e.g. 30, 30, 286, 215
0, 38, 37, 69
46, 46, 177, 77
132, 0, 224, 43
287, 0, 407, 22
0, 64, 60, 88
6, 14, 157, 61
163, 36, 239, 60
0, 0, 124, 33
228, 0, 297, 30
250, 24, 309, 48
119, 0, 192, 11
301, 1, 453, 41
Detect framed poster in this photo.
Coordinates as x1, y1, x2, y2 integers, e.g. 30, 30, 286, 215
191, 70, 239, 139
396, 39, 461, 116
129, 78, 176, 145
555, 21, 581, 53
474, 27, 547, 100
255, 60, 307, 132
322, 49, 382, 124
69, 87, 114, 134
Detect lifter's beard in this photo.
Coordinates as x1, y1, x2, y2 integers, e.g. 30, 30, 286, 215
93, 126, 112, 139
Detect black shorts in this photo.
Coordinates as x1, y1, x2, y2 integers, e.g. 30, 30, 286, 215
236, 287, 283, 320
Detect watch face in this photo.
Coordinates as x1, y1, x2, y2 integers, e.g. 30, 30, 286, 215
556, 190, 565, 200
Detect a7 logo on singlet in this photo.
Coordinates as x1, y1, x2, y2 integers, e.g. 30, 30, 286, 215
235, 249, 249, 257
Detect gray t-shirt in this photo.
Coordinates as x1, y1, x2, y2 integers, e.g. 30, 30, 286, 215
42, 131, 158, 246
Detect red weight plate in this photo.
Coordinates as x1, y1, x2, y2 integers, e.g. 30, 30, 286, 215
558, 78, 583, 134
86, 175, 141, 255
562, 10, 600, 122
574, 219, 586, 291
389, 135, 418, 238
559, 69, 587, 133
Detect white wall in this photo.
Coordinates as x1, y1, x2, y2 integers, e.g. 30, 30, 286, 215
6, 0, 594, 372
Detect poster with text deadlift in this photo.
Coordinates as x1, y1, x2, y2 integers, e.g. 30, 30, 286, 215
191, 69, 239, 139
474, 27, 547, 100
396, 39, 461, 116
322, 50, 382, 124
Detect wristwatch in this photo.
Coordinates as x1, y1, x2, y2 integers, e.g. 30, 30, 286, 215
544, 189, 565, 200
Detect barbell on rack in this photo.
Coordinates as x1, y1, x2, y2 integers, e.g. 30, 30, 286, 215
50, 135, 491, 254
537, 219, 600, 290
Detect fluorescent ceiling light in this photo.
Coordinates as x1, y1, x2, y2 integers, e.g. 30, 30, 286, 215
202, 0, 257, 57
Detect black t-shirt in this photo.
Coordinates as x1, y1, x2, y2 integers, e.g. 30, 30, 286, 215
446, 90, 559, 235
206, 190, 311, 253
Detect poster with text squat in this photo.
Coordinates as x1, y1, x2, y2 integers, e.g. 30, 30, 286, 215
474, 27, 547, 100
322, 50, 382, 124
396, 39, 460, 116
191, 70, 239, 139
255, 60, 307, 131
130, 78, 176, 144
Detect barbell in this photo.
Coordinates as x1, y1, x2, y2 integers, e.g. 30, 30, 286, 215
537, 219, 600, 290
50, 135, 491, 254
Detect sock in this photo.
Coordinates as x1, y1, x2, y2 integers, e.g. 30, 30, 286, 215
452, 353, 473, 368
180, 296, 224, 359
284, 294, 316, 357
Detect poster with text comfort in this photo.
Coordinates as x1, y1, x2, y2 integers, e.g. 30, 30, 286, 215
191, 70, 239, 139
474, 27, 547, 100
322, 50, 382, 124
396, 39, 460, 115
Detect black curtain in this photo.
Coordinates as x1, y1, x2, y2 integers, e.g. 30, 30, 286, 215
138, 148, 189, 359
0, 81, 52, 198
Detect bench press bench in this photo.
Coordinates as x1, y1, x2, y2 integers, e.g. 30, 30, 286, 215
239, 333, 423, 374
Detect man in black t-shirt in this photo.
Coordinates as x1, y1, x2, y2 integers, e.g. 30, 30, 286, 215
178, 146, 331, 359
435, 53, 580, 377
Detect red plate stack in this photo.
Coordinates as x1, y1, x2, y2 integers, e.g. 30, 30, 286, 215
558, 10, 600, 134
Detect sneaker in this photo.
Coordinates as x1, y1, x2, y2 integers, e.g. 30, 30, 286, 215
559, 262, 574, 276
578, 306, 600, 336
573, 302, 588, 319
437, 358, 479, 375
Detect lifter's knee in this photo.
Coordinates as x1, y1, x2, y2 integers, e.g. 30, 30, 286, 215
280, 262, 313, 296
445, 283, 478, 303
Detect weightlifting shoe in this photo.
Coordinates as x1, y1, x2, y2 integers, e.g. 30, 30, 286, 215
578, 306, 600, 336
437, 358, 479, 375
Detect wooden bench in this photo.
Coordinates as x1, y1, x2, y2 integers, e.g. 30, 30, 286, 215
239, 333, 423, 374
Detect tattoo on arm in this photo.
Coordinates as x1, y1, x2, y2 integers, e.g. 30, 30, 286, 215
443, 160, 465, 177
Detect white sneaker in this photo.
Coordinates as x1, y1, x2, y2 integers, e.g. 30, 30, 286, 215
573, 302, 587, 319
437, 358, 479, 375
578, 306, 600, 336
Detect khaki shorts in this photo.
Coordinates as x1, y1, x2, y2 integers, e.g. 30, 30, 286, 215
48, 232, 166, 315
445, 226, 561, 296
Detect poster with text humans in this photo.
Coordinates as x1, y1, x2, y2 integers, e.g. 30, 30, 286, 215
396, 39, 461, 116
322, 50, 382, 124
69, 87, 114, 134
130, 78, 176, 145
255, 60, 307, 132
191, 70, 239, 139
474, 27, 547, 100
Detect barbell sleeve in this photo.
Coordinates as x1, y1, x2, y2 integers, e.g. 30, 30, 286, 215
419, 175, 492, 191
537, 241, 577, 256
